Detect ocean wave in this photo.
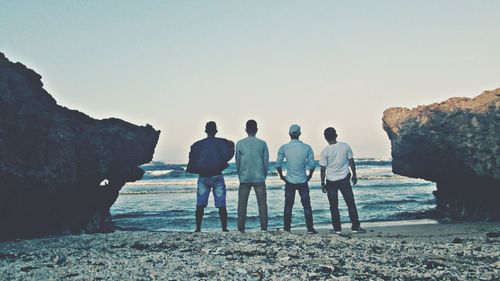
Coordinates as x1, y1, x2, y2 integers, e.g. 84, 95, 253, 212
357, 175, 406, 180
356, 167, 392, 173
361, 198, 435, 209
147, 170, 174, 177
354, 181, 434, 188
142, 163, 186, 172
113, 212, 161, 219
386, 209, 439, 221
120, 181, 432, 196
131, 173, 409, 185
120, 184, 288, 195
120, 190, 194, 195
139, 159, 393, 179
125, 174, 427, 188
355, 159, 392, 166
113, 209, 189, 219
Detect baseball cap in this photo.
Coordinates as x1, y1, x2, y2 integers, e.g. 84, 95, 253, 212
289, 124, 301, 136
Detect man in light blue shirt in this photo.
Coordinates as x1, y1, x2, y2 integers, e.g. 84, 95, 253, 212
276, 124, 317, 234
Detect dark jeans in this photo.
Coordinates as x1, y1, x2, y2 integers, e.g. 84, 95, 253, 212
326, 174, 360, 230
284, 182, 314, 231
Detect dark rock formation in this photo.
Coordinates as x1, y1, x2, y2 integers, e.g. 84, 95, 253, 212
0, 52, 160, 240
383, 89, 499, 220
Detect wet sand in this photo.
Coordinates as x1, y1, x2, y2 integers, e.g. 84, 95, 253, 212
0, 220, 499, 280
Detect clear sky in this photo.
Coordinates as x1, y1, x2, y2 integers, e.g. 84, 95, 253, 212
1, 1, 499, 163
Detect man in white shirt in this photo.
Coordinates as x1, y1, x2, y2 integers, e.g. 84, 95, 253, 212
319, 127, 366, 233
276, 124, 317, 234
235, 120, 269, 232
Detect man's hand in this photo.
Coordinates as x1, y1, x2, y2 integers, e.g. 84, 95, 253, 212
321, 182, 327, 193
351, 174, 358, 185
349, 158, 358, 186
306, 174, 313, 182
280, 175, 287, 183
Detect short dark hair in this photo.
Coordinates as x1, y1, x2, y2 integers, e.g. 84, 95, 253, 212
324, 127, 337, 141
205, 121, 217, 134
246, 119, 257, 134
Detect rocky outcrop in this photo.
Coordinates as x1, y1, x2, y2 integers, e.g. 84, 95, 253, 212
383, 89, 499, 220
0, 52, 160, 240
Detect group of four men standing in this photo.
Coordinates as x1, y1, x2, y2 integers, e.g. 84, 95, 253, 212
186, 120, 365, 234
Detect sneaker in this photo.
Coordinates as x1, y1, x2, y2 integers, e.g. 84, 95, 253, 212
260, 229, 267, 233
330, 229, 342, 234
307, 229, 318, 235
352, 227, 367, 233
222, 229, 230, 232
193, 229, 201, 233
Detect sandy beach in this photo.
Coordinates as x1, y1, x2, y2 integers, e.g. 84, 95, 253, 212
1, 220, 498, 280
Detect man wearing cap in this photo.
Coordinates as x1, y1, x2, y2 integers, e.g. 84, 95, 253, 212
235, 120, 269, 233
187, 121, 235, 232
276, 124, 317, 234
320, 127, 366, 234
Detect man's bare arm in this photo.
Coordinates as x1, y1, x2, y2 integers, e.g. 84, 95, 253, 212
307, 168, 315, 182
349, 158, 357, 185
277, 167, 286, 182
320, 166, 327, 193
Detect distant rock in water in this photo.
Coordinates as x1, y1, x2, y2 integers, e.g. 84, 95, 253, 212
0, 52, 160, 240
383, 89, 499, 220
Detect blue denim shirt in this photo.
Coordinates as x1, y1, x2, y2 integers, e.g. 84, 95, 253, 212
276, 139, 315, 184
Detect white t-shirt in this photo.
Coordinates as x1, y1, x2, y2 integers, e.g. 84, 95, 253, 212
319, 142, 353, 181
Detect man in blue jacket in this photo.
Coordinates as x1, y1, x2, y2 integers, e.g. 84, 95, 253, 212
187, 121, 235, 232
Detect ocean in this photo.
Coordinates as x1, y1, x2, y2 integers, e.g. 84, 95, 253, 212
110, 159, 437, 232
